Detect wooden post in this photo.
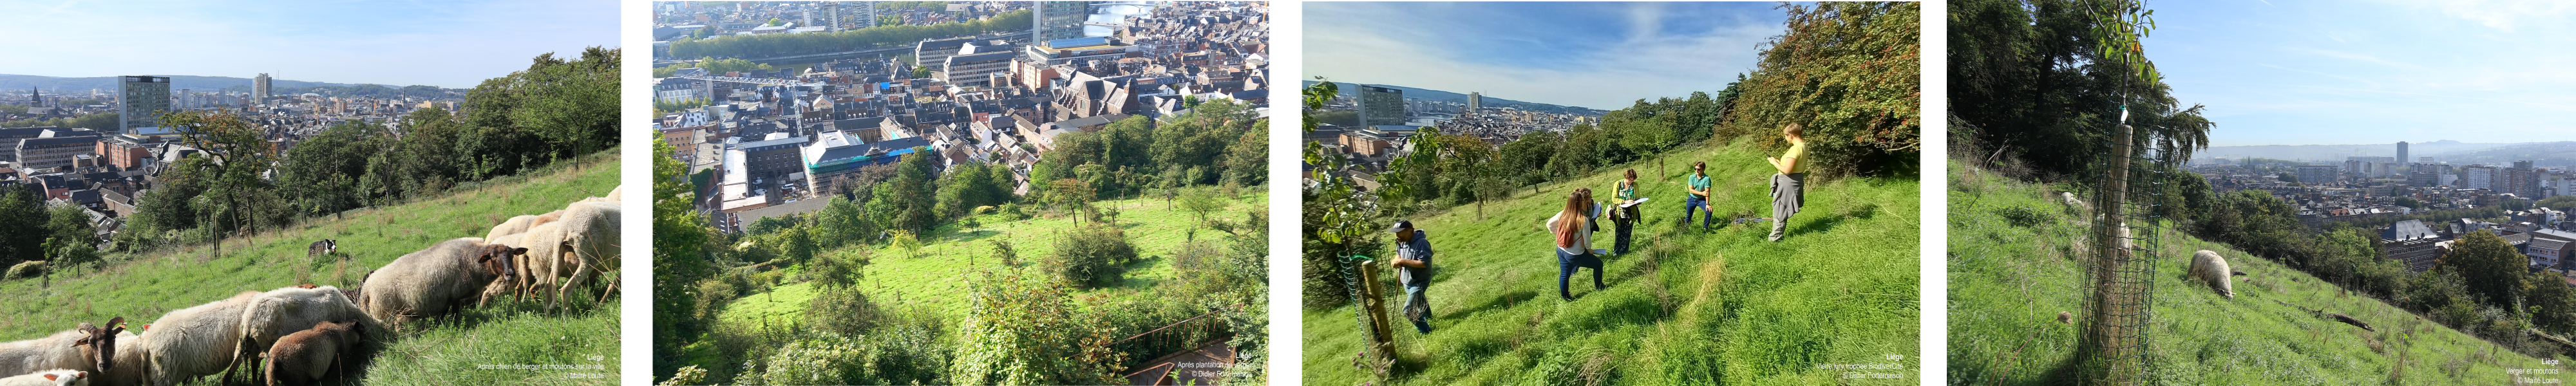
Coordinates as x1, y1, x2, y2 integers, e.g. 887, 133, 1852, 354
2093, 123, 2139, 385
1357, 259, 1396, 363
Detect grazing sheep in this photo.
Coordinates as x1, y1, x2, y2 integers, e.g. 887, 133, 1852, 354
138, 291, 260, 386
547, 201, 621, 308
261, 320, 361, 386
482, 210, 567, 241
0, 369, 86, 386
305, 240, 336, 261
235, 286, 383, 383
68, 318, 123, 380
2189, 250, 2237, 299
358, 239, 524, 326
514, 221, 571, 305
0, 329, 90, 378
477, 233, 528, 307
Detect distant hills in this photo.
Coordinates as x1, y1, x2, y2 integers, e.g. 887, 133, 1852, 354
2202, 140, 2547, 163
0, 74, 394, 94
1302, 80, 1606, 117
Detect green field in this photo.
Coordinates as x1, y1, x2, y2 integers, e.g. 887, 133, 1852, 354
683, 190, 1269, 365
1303, 137, 1921, 385
1947, 161, 2569, 384
0, 151, 622, 385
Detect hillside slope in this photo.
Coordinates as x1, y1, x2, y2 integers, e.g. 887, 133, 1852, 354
1303, 136, 1920, 385
0, 151, 622, 385
1947, 161, 2565, 385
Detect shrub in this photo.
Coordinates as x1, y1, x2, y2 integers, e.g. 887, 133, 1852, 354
805, 286, 880, 337
1044, 225, 1138, 288
949, 268, 1124, 385
1994, 205, 2050, 228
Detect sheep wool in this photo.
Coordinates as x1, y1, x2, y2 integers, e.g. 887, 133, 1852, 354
0, 330, 91, 379
2190, 250, 2237, 299
548, 201, 621, 308
262, 320, 361, 386
238, 286, 383, 369
0, 369, 86, 386
359, 239, 521, 325
138, 291, 259, 386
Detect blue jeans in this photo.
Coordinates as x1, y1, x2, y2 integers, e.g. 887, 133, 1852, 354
1558, 249, 1604, 300
1403, 285, 1431, 333
1683, 196, 1715, 228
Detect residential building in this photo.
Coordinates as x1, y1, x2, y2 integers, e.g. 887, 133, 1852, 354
2505, 160, 2543, 198
940, 51, 1017, 87
914, 37, 976, 71
2382, 219, 2445, 271
2463, 165, 2498, 190
2295, 165, 2337, 186
253, 73, 272, 102
16, 136, 100, 170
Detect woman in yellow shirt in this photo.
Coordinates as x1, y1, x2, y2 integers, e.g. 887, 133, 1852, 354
1765, 123, 1808, 242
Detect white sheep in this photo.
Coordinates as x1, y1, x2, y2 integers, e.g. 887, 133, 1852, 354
234, 286, 383, 383
547, 201, 620, 308
2189, 250, 2237, 299
359, 238, 524, 326
0, 369, 86, 386
0, 330, 90, 379
261, 320, 362, 386
513, 221, 570, 305
137, 291, 260, 386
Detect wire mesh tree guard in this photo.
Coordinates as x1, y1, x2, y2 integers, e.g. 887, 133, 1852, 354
1341, 254, 1396, 378
2085, 109, 2168, 385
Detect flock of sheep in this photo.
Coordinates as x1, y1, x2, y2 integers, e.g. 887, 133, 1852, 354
0, 186, 623, 386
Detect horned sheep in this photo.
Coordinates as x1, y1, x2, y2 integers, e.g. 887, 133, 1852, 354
358, 238, 524, 326
261, 320, 363, 386
2189, 250, 2237, 299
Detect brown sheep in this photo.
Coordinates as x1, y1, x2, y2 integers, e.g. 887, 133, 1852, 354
357, 239, 524, 326
260, 320, 361, 386
233, 286, 383, 385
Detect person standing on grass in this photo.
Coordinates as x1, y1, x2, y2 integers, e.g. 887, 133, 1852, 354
1612, 169, 1642, 255
1545, 190, 1605, 301
1765, 123, 1810, 242
1682, 161, 1716, 229
1388, 220, 1434, 334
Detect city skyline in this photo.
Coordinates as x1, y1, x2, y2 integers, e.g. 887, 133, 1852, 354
2150, 0, 2576, 146
1306, 1, 1790, 111
0, 0, 616, 89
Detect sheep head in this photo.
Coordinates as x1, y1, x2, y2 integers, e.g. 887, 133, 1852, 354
476, 245, 528, 278
71, 317, 125, 372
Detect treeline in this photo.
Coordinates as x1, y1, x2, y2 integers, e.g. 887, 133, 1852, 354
1950, 0, 2213, 180
652, 100, 1272, 383
115, 48, 620, 253
0, 186, 113, 267
652, 57, 776, 78
218, 84, 456, 100
670, 9, 1030, 59
0, 111, 117, 131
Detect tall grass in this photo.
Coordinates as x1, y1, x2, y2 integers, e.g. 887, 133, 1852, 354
0, 151, 621, 385
1303, 136, 1920, 385
1947, 161, 2568, 385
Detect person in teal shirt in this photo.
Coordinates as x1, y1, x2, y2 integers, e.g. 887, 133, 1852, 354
1612, 169, 1641, 255
1682, 161, 1716, 229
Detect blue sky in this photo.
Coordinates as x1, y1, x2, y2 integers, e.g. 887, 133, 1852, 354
1305, 2, 1792, 110
0, 0, 616, 88
2146, 0, 2576, 146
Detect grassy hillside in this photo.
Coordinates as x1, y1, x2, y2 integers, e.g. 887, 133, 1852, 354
1947, 161, 2568, 385
1303, 136, 1920, 385
680, 190, 1269, 366
0, 151, 621, 385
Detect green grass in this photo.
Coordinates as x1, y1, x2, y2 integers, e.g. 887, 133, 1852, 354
1303, 137, 1921, 385
0, 151, 621, 385
706, 189, 1267, 326
1947, 161, 2568, 385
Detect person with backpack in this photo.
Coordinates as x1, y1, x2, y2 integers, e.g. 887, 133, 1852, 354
1543, 189, 1605, 301
1388, 220, 1435, 333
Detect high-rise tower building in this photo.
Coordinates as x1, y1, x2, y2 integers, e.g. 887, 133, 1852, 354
1467, 91, 1482, 111
1035, 1, 1091, 42
254, 73, 272, 102
119, 75, 171, 135
1358, 84, 1406, 127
